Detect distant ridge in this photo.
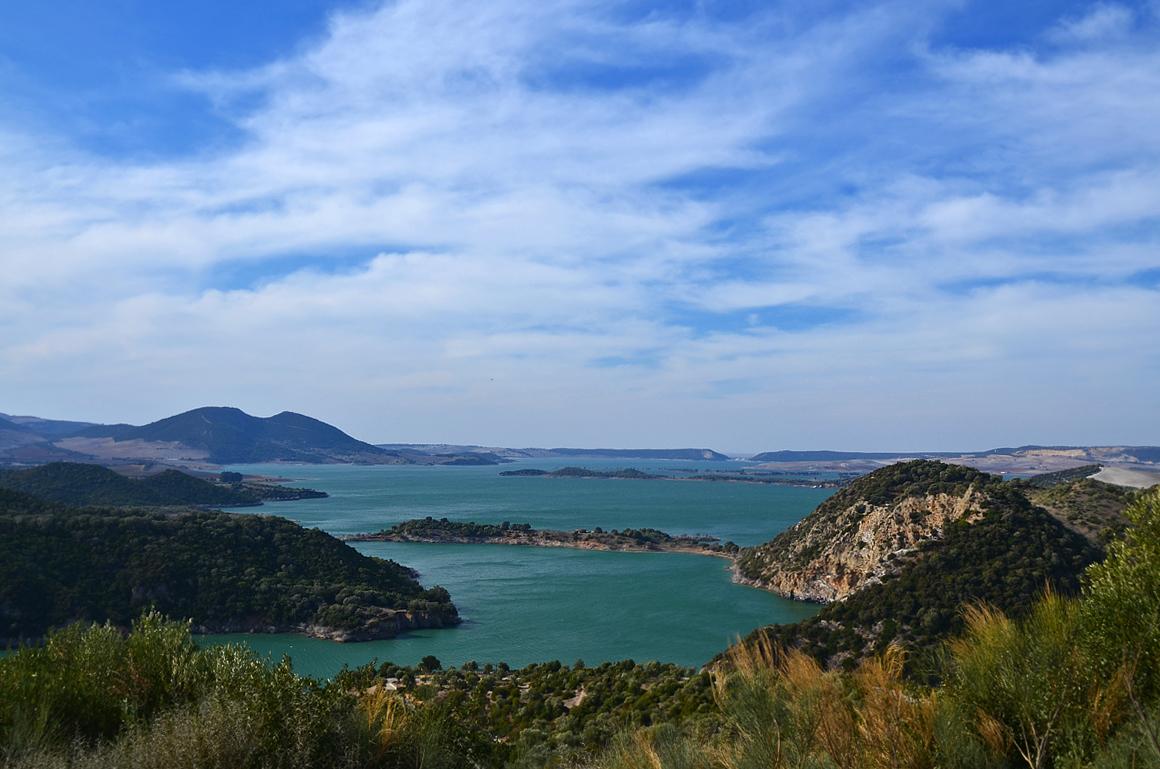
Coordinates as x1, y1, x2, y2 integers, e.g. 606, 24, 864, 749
2, 407, 510, 467
0, 413, 98, 439
543, 447, 730, 461
749, 445, 1160, 469
749, 450, 958, 462
75, 406, 403, 465
379, 444, 731, 462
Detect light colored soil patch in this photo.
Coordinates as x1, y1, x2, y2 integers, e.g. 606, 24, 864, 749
1092, 466, 1160, 489
54, 437, 210, 462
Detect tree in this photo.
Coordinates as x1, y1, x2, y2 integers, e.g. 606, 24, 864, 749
1082, 487, 1160, 697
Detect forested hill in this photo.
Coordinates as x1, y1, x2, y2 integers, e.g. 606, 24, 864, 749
735, 460, 999, 601
730, 462, 1106, 670
0, 494, 458, 642
0, 462, 258, 507
740, 484, 1099, 670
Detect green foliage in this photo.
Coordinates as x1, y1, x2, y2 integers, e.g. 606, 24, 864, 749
389, 517, 534, 538
749, 486, 1099, 669
1084, 702, 1160, 769
335, 657, 718, 765
0, 463, 258, 507
1016, 465, 1102, 489
1024, 477, 1137, 545
947, 595, 1125, 768
827, 459, 994, 508
0, 614, 439, 769
1081, 487, 1160, 698
379, 517, 729, 552
0, 496, 455, 639
1, 469, 1155, 769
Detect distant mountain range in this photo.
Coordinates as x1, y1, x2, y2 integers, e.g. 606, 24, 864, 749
749, 446, 1160, 479
0, 407, 475, 467
4, 406, 1155, 475
0, 408, 731, 468
750, 446, 1160, 463
378, 444, 731, 462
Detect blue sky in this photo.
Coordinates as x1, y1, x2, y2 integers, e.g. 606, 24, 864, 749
1, 0, 1158, 451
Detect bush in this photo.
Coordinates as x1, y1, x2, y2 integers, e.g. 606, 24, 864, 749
1081, 488, 1160, 698
947, 594, 1127, 768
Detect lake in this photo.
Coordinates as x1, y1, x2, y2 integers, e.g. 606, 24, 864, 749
203, 459, 832, 677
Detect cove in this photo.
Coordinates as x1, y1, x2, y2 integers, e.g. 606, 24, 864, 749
206, 460, 833, 678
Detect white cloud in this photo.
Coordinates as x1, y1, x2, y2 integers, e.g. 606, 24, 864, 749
1048, 4, 1135, 44
1, 0, 1158, 449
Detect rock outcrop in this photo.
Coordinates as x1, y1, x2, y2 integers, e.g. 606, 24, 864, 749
734, 461, 996, 602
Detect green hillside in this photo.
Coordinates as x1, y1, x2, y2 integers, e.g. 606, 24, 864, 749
0, 462, 257, 507
0, 495, 457, 641
739, 483, 1099, 670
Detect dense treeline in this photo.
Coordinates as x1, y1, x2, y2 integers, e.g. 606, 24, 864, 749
367, 517, 733, 553
0, 462, 259, 506
744, 484, 1099, 670
1, 488, 1157, 769
1016, 464, 1102, 488
828, 459, 993, 507
0, 495, 455, 641
389, 517, 536, 537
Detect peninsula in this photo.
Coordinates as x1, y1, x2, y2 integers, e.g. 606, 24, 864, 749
344, 517, 739, 557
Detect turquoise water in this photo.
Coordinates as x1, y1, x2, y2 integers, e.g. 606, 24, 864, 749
200, 460, 832, 677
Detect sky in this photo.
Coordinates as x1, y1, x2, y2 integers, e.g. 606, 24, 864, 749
1, 0, 1158, 452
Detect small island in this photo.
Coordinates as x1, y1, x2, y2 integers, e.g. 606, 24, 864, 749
345, 516, 740, 557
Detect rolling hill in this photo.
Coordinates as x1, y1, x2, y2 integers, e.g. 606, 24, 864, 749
730, 460, 1108, 669
0, 492, 458, 642
0, 462, 260, 507
66, 406, 411, 465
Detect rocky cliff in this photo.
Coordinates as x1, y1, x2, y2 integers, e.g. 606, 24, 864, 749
735, 461, 997, 602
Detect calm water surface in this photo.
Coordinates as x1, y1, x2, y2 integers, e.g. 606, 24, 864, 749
201, 460, 832, 677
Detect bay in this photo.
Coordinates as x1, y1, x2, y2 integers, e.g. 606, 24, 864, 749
201, 459, 833, 678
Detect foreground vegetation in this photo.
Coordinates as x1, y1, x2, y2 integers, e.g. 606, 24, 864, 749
1, 488, 1156, 769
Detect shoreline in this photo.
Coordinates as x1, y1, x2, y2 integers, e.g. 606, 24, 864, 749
342, 519, 814, 603
343, 518, 740, 560
345, 530, 737, 560
348, 528, 810, 601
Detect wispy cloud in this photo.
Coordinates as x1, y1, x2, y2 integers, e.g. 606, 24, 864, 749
1, 0, 1157, 450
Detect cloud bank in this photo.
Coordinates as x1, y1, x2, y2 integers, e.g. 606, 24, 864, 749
1, 0, 1158, 450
